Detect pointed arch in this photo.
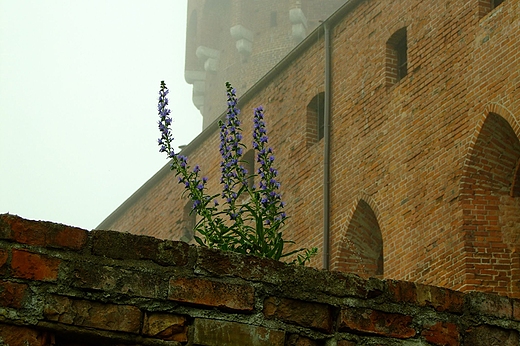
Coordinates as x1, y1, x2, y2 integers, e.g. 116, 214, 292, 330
336, 197, 384, 278
459, 110, 520, 296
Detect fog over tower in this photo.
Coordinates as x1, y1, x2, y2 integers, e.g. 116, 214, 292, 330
185, 0, 348, 128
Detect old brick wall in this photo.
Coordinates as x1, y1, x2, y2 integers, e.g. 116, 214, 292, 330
100, 0, 520, 296
2, 214, 520, 345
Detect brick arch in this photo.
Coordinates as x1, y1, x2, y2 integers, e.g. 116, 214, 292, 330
459, 110, 520, 296
334, 195, 384, 278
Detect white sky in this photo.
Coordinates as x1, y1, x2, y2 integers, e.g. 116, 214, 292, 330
0, 1, 202, 230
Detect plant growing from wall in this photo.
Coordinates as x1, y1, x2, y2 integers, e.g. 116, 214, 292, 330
157, 81, 316, 264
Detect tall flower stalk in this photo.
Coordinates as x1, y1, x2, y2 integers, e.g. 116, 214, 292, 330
158, 81, 316, 264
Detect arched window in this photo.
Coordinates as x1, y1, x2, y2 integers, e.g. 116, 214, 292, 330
306, 92, 325, 147
386, 27, 407, 87
339, 200, 384, 277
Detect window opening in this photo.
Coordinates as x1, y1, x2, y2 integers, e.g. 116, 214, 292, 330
306, 92, 325, 147
385, 27, 407, 87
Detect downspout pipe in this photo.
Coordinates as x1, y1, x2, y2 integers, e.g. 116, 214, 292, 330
323, 22, 332, 270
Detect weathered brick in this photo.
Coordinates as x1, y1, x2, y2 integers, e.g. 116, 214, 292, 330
263, 296, 333, 333
464, 325, 519, 346
193, 318, 285, 346
91, 230, 189, 266
512, 298, 520, 321
0, 248, 8, 275
43, 295, 141, 333
415, 284, 464, 314
143, 313, 188, 342
465, 291, 512, 319
197, 246, 286, 281
69, 262, 166, 298
0, 213, 87, 250
168, 277, 254, 312
421, 322, 460, 346
387, 280, 417, 304
0, 280, 28, 309
0, 323, 53, 346
338, 307, 416, 339
11, 249, 60, 281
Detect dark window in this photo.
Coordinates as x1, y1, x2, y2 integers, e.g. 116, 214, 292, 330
386, 27, 407, 87
396, 34, 408, 80
306, 92, 325, 147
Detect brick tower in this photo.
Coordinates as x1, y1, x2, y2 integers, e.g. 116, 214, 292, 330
184, 0, 348, 128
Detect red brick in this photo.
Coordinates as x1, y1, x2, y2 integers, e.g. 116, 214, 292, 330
339, 307, 416, 339
263, 296, 333, 333
0, 214, 87, 250
387, 280, 417, 304
11, 249, 60, 281
0, 280, 28, 308
168, 277, 254, 312
421, 322, 460, 346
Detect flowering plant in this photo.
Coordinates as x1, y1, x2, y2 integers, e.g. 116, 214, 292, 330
158, 81, 317, 264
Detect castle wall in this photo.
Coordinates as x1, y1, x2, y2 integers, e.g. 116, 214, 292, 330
99, 0, 520, 296
1, 214, 520, 345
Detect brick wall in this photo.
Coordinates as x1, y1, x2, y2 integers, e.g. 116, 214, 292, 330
100, 0, 520, 297
2, 214, 520, 345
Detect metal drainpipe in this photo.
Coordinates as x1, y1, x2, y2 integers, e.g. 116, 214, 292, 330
323, 22, 331, 270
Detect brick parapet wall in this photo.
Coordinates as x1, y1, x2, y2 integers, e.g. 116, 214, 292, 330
1, 214, 520, 345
